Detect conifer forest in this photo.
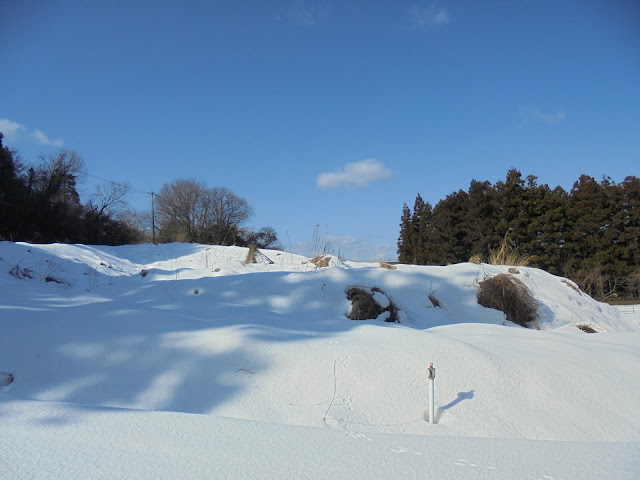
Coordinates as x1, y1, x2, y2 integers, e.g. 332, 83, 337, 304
398, 169, 640, 300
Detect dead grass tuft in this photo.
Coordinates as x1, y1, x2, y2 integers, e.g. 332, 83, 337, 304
469, 254, 483, 265
508, 267, 520, 274
477, 274, 538, 328
487, 235, 535, 266
379, 262, 397, 270
310, 255, 331, 268
9, 264, 34, 279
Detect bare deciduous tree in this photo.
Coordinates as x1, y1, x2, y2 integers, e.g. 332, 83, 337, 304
156, 179, 271, 246
155, 179, 209, 242
88, 182, 132, 220
201, 187, 253, 245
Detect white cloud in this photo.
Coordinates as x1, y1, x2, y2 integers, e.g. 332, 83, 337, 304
0, 118, 26, 140
520, 107, 567, 125
33, 129, 64, 147
317, 158, 392, 189
409, 5, 451, 29
0, 118, 64, 147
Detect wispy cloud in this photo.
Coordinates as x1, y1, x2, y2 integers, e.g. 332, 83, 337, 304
0, 118, 26, 140
519, 107, 567, 125
317, 158, 392, 189
409, 4, 451, 29
0, 118, 64, 147
32, 129, 64, 147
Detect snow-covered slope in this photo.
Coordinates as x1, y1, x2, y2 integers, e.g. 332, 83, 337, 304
1, 242, 639, 479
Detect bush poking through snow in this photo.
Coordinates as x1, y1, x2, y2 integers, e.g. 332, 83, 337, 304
577, 325, 598, 333
508, 267, 520, 274
379, 262, 397, 270
346, 287, 399, 322
477, 274, 538, 328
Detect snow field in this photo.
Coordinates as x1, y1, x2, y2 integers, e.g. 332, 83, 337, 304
1, 241, 639, 479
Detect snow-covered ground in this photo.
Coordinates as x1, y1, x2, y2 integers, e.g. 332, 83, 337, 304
1, 242, 639, 479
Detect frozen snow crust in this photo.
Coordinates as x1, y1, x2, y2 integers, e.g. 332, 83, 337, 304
1, 241, 639, 479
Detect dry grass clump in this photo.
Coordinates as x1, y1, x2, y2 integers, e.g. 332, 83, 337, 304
379, 262, 397, 270
469, 254, 483, 265
310, 255, 331, 268
346, 286, 399, 322
487, 235, 534, 267
477, 274, 538, 328
508, 267, 520, 274
577, 324, 597, 333
9, 264, 34, 279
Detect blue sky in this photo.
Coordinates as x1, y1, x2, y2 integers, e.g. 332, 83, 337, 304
1, 0, 639, 259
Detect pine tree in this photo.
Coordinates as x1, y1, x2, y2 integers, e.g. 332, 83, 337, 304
429, 190, 470, 264
397, 203, 413, 263
466, 179, 499, 259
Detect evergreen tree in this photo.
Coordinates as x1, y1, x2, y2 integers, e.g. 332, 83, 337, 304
0, 133, 29, 240
466, 179, 499, 258
429, 190, 470, 264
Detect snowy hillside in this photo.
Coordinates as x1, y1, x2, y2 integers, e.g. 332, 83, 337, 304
1, 242, 639, 479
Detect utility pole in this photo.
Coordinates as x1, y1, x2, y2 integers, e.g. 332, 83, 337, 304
150, 191, 156, 245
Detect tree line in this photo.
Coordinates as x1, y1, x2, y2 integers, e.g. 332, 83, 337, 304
398, 169, 640, 300
0, 132, 280, 249
0, 133, 143, 244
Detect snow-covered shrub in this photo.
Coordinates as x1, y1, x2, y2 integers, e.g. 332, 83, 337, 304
346, 287, 398, 322
477, 274, 538, 328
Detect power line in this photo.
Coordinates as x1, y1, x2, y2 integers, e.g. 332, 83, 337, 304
85, 173, 149, 195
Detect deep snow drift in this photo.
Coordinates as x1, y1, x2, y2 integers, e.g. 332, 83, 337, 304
1, 242, 639, 479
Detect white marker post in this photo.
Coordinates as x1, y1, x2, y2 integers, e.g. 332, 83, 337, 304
427, 363, 436, 424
